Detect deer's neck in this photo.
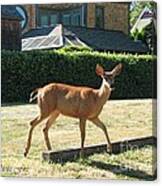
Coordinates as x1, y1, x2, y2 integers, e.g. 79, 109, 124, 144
98, 78, 111, 102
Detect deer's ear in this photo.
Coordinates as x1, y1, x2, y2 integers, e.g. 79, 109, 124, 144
96, 64, 104, 76
112, 63, 123, 76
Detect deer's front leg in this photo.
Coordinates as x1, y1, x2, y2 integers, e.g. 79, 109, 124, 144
79, 118, 86, 156
90, 117, 112, 153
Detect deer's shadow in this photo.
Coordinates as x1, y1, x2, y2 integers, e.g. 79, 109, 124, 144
84, 159, 156, 180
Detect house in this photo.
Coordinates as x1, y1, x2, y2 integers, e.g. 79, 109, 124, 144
2, 3, 149, 53
1, 5, 23, 50
22, 24, 148, 53
22, 3, 129, 34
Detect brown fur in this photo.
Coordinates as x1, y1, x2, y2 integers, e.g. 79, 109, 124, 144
24, 63, 122, 157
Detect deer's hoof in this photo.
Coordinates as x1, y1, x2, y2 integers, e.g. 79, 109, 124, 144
107, 144, 112, 154
80, 150, 85, 158
24, 151, 28, 157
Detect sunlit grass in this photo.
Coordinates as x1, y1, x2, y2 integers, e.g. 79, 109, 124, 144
1, 99, 156, 179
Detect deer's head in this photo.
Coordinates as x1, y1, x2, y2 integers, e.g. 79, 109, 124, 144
96, 63, 123, 87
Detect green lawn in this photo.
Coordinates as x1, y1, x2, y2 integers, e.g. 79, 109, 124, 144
1, 99, 156, 179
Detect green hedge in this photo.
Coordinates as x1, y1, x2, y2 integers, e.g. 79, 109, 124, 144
1, 50, 156, 103
58, 46, 93, 52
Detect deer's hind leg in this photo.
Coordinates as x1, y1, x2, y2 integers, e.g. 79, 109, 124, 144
43, 111, 60, 150
24, 97, 50, 157
24, 115, 46, 157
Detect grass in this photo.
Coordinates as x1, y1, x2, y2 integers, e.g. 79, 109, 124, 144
1, 99, 156, 180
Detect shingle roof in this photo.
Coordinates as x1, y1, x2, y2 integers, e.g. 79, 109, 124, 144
22, 25, 148, 53
64, 26, 148, 53
23, 27, 54, 38
1, 5, 23, 20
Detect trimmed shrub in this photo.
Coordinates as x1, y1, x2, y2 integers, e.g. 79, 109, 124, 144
1, 50, 156, 103
58, 46, 93, 52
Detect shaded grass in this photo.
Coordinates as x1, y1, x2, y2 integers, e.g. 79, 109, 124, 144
1, 99, 156, 179
1, 146, 156, 180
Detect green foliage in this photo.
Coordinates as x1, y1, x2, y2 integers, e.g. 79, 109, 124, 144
144, 20, 157, 54
131, 28, 145, 42
130, 1, 156, 28
131, 21, 157, 55
1, 50, 156, 103
58, 45, 93, 52
130, 2, 157, 54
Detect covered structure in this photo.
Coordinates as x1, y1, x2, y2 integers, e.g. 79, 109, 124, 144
22, 24, 148, 53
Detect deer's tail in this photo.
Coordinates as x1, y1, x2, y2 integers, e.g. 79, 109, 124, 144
29, 88, 40, 103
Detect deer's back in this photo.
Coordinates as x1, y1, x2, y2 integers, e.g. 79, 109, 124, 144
38, 83, 105, 119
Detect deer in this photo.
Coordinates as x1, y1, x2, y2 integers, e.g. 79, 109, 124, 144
24, 63, 122, 157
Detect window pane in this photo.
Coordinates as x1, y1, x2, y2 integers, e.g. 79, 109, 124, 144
62, 14, 71, 25
40, 15, 48, 26
50, 14, 58, 26
96, 6, 104, 28
71, 14, 80, 26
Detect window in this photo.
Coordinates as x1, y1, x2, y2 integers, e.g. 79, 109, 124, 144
16, 5, 28, 30
62, 9, 81, 26
40, 15, 48, 26
71, 13, 81, 26
38, 6, 85, 27
62, 14, 71, 25
50, 14, 58, 26
39, 9, 49, 27
38, 9, 58, 27
96, 6, 104, 29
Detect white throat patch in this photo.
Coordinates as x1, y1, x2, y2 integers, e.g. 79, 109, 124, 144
99, 78, 110, 96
